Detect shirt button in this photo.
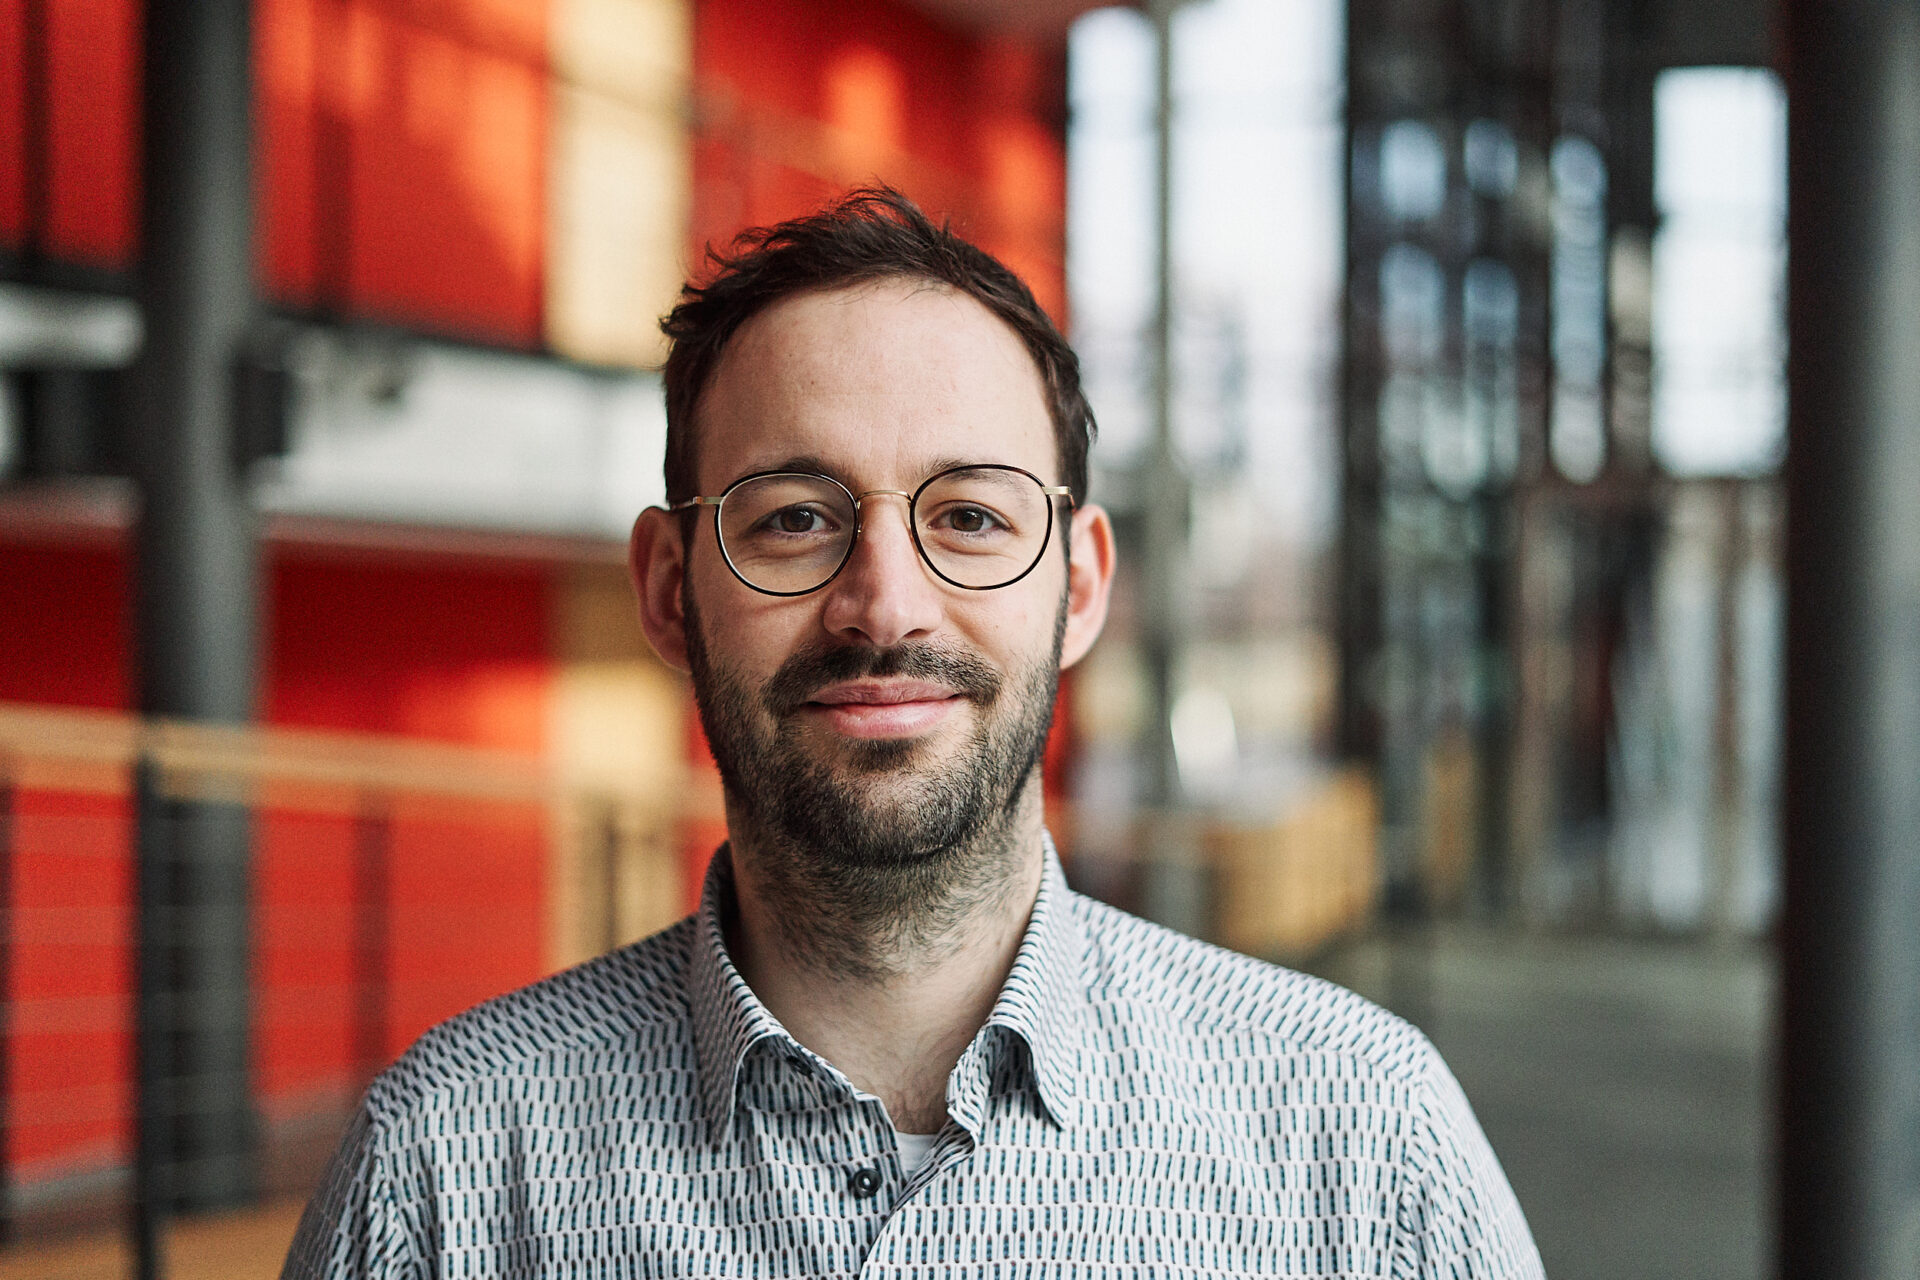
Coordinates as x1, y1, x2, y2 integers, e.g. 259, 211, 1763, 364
847, 1167, 882, 1198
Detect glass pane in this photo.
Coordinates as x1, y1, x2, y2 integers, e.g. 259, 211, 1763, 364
719, 474, 854, 589
916, 468, 1048, 586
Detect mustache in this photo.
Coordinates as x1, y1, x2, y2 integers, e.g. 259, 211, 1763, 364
762, 642, 1003, 717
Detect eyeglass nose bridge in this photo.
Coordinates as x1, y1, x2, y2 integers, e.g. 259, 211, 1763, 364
848, 488, 914, 536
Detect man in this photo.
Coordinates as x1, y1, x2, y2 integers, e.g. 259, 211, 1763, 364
284, 189, 1543, 1278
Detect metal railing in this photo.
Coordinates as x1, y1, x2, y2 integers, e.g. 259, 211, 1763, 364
0, 701, 706, 1275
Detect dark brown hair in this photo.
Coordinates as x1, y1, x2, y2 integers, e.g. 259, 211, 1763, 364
659, 187, 1095, 506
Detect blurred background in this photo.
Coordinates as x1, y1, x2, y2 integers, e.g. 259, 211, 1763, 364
0, 0, 1899, 1277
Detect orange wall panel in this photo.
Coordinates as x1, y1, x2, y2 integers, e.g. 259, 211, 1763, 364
0, 0, 141, 260
1, 539, 560, 1182
251, 795, 545, 1092
341, 2, 547, 343
0, 541, 555, 756
3, 0, 552, 332
692, 0, 972, 236
7, 0, 1066, 337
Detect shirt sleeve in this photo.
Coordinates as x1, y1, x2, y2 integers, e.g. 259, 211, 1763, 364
1391, 1056, 1546, 1280
280, 1104, 419, 1280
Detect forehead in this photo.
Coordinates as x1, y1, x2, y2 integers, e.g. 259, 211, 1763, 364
694, 279, 1054, 488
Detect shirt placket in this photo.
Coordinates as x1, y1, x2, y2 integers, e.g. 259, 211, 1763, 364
741, 1043, 908, 1275
854, 1031, 1009, 1276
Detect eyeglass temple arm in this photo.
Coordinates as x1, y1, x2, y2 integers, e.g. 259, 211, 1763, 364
668, 496, 724, 510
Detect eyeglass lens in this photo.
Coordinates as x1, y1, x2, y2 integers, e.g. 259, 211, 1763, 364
716, 467, 1054, 594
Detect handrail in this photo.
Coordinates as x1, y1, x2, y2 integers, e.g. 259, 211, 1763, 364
0, 701, 547, 803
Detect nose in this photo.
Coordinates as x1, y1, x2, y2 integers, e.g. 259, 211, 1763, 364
818, 491, 943, 647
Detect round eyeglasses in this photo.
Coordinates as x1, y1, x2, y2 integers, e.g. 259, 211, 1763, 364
672, 464, 1074, 596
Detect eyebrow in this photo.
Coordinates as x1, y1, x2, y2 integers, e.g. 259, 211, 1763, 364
744, 454, 838, 482
730, 454, 994, 488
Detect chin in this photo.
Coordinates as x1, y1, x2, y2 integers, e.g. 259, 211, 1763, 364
825, 727, 959, 773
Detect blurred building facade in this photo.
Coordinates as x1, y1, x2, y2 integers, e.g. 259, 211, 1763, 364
1058, 0, 1784, 957
1340, 0, 1783, 936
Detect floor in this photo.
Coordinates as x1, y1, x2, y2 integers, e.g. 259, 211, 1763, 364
1310, 924, 1774, 1280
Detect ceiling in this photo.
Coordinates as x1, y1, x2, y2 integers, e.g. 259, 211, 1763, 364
896, 0, 1128, 39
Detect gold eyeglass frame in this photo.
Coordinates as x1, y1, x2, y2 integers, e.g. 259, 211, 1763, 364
671, 463, 1074, 597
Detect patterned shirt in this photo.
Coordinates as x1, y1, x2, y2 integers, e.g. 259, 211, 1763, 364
283, 840, 1544, 1278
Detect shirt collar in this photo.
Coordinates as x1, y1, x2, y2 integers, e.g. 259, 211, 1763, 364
686, 846, 788, 1145
685, 834, 1089, 1145
969, 831, 1084, 1130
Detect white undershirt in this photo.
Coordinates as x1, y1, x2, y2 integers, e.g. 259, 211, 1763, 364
893, 1128, 938, 1174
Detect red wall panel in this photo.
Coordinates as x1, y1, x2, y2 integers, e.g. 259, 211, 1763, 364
40, 0, 141, 266
0, 541, 129, 709
6, 791, 133, 1173
251, 793, 545, 1103
266, 552, 551, 753
0, 0, 29, 245
378, 796, 545, 1055
338, 0, 547, 344
6, 0, 1066, 335
256, 0, 324, 301
691, 0, 1067, 322
256, 0, 549, 344
253, 807, 361, 1105
0, 538, 556, 1185
0, 540, 554, 754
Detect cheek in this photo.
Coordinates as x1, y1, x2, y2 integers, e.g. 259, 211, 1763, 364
952, 582, 1067, 661
688, 568, 820, 671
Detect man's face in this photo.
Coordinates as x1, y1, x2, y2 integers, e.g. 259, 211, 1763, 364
666, 280, 1101, 864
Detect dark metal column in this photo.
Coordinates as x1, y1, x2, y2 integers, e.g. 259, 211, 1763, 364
1780, 2, 1920, 1275
1137, 0, 1201, 936
1334, 0, 1389, 770
127, 0, 261, 1227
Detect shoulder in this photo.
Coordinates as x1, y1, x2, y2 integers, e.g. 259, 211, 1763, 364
1069, 891, 1438, 1082
363, 916, 697, 1121
280, 922, 702, 1277
1068, 896, 1543, 1272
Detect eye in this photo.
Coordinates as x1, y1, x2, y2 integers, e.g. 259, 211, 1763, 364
757, 504, 839, 535
932, 503, 1009, 535
947, 505, 995, 533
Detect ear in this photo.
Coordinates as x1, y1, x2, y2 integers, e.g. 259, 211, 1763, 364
628, 506, 692, 672
1060, 503, 1116, 671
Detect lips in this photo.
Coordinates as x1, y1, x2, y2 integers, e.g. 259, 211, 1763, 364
806, 680, 960, 707
801, 679, 963, 738
759, 641, 1002, 730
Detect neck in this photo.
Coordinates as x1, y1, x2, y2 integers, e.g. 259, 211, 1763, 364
721, 777, 1046, 1134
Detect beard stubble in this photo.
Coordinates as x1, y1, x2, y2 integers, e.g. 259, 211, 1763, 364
683, 587, 1066, 978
